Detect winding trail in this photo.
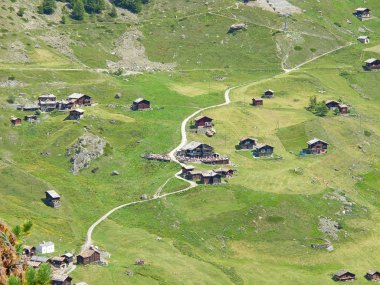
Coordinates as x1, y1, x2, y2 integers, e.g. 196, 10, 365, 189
82, 42, 353, 252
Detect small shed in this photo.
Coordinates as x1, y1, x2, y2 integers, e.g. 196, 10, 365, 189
366, 270, 380, 281
45, 190, 61, 208
23, 245, 35, 257
364, 58, 380, 70
239, 137, 256, 150
306, 138, 328, 154
35, 241, 55, 254
354, 8, 371, 18
357, 36, 370, 44
188, 170, 203, 180
24, 115, 38, 123
10, 116, 22, 126
51, 275, 73, 285
252, 144, 274, 157
201, 171, 222, 185
50, 256, 66, 268
213, 168, 234, 178
338, 103, 348, 115
262, 90, 274, 98
61, 253, 74, 265
77, 248, 100, 265
181, 165, 195, 177
333, 270, 355, 281
68, 109, 84, 120
252, 98, 263, 106
131, 98, 150, 111
194, 115, 213, 128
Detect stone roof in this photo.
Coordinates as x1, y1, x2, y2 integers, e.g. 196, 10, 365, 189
194, 115, 212, 121
31, 256, 49, 263
365, 58, 378, 64
79, 248, 99, 258
334, 269, 354, 277
46, 190, 60, 199
307, 138, 328, 146
133, 98, 148, 104
68, 93, 86, 99
182, 141, 203, 150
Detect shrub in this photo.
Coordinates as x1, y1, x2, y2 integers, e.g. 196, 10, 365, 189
294, 45, 302, 51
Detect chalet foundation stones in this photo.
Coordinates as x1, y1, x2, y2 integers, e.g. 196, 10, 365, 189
67, 132, 106, 174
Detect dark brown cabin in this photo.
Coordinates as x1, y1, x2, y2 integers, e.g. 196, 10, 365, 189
45, 190, 61, 208
364, 58, 380, 71
179, 141, 214, 158
325, 100, 340, 109
338, 104, 348, 115
61, 253, 74, 265
366, 270, 380, 281
38, 94, 57, 112
188, 170, 203, 180
306, 138, 328, 154
67, 93, 92, 107
10, 116, 22, 126
67, 109, 84, 120
24, 115, 38, 123
194, 115, 213, 128
181, 165, 195, 178
201, 171, 222, 185
262, 90, 274, 98
252, 98, 263, 106
354, 8, 371, 18
131, 98, 150, 111
252, 144, 274, 157
51, 275, 72, 285
50, 256, 66, 268
239, 137, 256, 149
333, 270, 355, 282
77, 248, 100, 265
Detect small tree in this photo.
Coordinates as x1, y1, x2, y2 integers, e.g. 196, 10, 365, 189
109, 4, 117, 18
307, 95, 317, 111
71, 0, 85, 20
7, 95, 16, 104
40, 0, 56, 15
7, 276, 21, 285
26, 267, 37, 285
61, 15, 66, 24
36, 263, 52, 285
314, 102, 329, 117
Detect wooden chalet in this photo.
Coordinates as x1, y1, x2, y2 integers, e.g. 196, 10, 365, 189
24, 115, 38, 123
181, 165, 195, 178
364, 58, 380, 71
131, 98, 150, 111
239, 137, 256, 150
201, 171, 222, 185
45, 190, 61, 208
178, 141, 214, 158
366, 270, 380, 281
28, 256, 49, 268
23, 245, 35, 257
188, 170, 203, 180
333, 270, 355, 282
38, 94, 57, 112
194, 115, 213, 128
338, 103, 348, 114
51, 275, 72, 285
325, 100, 340, 109
77, 248, 100, 265
306, 138, 328, 154
252, 98, 263, 106
67, 109, 84, 120
50, 256, 66, 268
262, 89, 274, 98
354, 8, 371, 19
357, 36, 370, 44
10, 116, 22, 126
252, 144, 274, 157
213, 168, 234, 178
67, 93, 92, 107
61, 253, 74, 265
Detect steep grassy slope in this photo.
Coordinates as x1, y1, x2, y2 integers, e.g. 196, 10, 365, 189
1, 0, 380, 284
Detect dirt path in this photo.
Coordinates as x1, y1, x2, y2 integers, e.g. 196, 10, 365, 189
79, 41, 354, 252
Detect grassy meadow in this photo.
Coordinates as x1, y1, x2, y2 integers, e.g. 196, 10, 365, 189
1, 0, 380, 284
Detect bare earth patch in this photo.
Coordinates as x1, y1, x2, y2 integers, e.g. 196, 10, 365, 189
364, 44, 380, 54
169, 82, 227, 97
246, 0, 302, 15
107, 29, 176, 72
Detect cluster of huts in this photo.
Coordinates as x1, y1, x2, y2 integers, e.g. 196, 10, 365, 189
252, 89, 274, 107
22, 243, 101, 285
238, 137, 274, 157
181, 165, 234, 185
333, 269, 380, 282
325, 100, 349, 115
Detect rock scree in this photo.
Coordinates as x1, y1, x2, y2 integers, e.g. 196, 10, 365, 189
66, 132, 107, 175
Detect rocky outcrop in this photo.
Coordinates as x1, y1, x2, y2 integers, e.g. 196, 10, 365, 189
228, 23, 247, 33
66, 132, 107, 174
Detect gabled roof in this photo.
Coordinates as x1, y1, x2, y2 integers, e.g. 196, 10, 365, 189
31, 256, 49, 263
51, 256, 65, 262
201, 171, 220, 177
358, 36, 369, 40
367, 270, 380, 275
365, 58, 379, 64
252, 98, 263, 101
213, 168, 232, 173
307, 138, 328, 146
38, 241, 54, 247
39, 94, 56, 99
133, 98, 149, 104
62, 252, 73, 258
338, 103, 348, 108
194, 115, 213, 122
182, 141, 211, 150
46, 190, 60, 199
71, 108, 84, 113
52, 275, 72, 282
325, 100, 339, 105
79, 248, 99, 258
68, 93, 86, 99
182, 165, 195, 170
356, 7, 370, 12
334, 269, 355, 277
265, 89, 274, 93
10, 116, 20, 121
254, 143, 274, 150
240, 137, 256, 142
